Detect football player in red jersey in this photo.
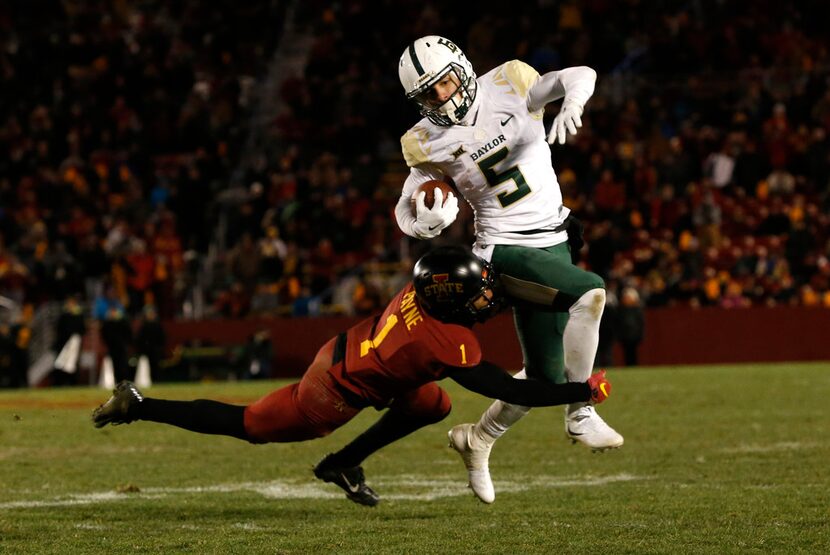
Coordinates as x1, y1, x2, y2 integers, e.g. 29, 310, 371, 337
92, 246, 611, 507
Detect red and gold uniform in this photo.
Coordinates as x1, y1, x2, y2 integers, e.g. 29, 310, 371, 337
244, 283, 479, 443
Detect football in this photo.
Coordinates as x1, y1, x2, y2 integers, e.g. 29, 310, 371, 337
410, 179, 455, 215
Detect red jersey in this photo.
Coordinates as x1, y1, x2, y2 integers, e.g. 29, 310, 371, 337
332, 283, 481, 407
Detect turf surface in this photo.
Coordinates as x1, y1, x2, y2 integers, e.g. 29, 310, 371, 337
1, 362, 829, 554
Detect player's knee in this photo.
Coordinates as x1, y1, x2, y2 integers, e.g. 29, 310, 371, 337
589, 287, 606, 306
422, 390, 452, 424
556, 272, 605, 311
433, 390, 452, 421
401, 388, 452, 424
571, 288, 606, 321
579, 273, 605, 295
242, 413, 270, 443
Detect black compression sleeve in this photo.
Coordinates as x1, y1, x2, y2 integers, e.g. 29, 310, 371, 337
448, 360, 591, 407
137, 398, 250, 441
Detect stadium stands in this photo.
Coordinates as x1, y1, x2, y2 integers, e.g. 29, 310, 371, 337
1, 1, 829, 384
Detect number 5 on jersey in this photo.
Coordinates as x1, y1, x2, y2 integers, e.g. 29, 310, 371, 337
477, 146, 531, 207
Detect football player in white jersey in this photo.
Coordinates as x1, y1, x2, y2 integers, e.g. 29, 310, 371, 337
394, 35, 623, 504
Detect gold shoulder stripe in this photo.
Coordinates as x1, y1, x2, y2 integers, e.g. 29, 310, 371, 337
401, 126, 432, 167
492, 67, 510, 90
503, 59, 540, 99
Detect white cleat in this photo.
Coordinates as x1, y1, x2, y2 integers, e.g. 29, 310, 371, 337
448, 423, 495, 504
565, 405, 624, 452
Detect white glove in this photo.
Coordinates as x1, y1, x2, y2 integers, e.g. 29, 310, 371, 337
412, 188, 459, 239
547, 100, 583, 145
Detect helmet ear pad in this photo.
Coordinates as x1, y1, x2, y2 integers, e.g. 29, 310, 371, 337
413, 246, 501, 326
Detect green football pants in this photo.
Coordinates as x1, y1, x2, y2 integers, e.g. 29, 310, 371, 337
490, 242, 605, 383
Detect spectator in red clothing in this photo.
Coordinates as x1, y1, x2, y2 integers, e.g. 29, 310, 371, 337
308, 237, 337, 298
593, 169, 627, 217
125, 238, 155, 314
214, 281, 251, 319
62, 208, 97, 251
763, 103, 792, 170
632, 153, 659, 198
227, 232, 261, 297
649, 184, 684, 231
152, 217, 184, 270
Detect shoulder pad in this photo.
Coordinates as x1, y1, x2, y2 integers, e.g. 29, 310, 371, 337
401, 125, 434, 168
492, 60, 540, 98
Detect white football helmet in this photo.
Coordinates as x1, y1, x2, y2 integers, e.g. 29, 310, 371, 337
398, 36, 477, 126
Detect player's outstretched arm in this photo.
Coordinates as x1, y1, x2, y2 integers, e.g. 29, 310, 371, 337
527, 65, 597, 112
448, 361, 611, 406
526, 66, 597, 144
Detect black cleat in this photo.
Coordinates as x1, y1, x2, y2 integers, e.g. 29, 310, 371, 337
92, 380, 144, 428
313, 454, 380, 507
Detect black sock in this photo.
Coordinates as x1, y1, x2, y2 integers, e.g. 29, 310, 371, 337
327, 410, 436, 468
137, 398, 249, 441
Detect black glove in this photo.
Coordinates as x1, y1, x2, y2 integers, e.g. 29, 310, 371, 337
565, 214, 585, 264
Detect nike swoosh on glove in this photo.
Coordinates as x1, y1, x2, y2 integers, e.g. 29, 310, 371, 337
547, 100, 583, 145
587, 370, 611, 404
412, 188, 460, 239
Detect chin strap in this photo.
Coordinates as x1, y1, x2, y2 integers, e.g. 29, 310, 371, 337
457, 90, 481, 126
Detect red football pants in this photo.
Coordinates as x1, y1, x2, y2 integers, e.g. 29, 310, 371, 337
243, 337, 451, 443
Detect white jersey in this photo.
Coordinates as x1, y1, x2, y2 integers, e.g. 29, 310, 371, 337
399, 60, 570, 259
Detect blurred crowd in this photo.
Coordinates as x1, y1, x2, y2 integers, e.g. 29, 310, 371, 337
1, 0, 829, 362
1, 1, 284, 319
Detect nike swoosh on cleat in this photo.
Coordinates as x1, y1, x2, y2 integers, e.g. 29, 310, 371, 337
566, 427, 585, 436
341, 474, 361, 493
500, 115, 514, 126
428, 224, 441, 231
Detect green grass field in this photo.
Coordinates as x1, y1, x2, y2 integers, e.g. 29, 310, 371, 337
1, 362, 829, 554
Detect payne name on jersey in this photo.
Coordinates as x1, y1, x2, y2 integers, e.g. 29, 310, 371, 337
399, 290, 423, 331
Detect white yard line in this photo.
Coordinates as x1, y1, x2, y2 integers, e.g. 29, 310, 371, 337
0, 473, 643, 509
719, 441, 818, 454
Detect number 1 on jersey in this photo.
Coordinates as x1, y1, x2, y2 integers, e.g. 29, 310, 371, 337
460, 343, 467, 364
360, 314, 399, 357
